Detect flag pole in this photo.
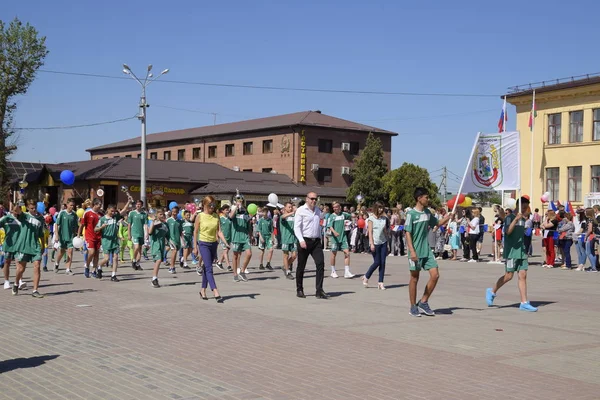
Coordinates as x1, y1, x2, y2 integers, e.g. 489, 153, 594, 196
501, 95, 507, 209
530, 90, 536, 206
452, 132, 481, 215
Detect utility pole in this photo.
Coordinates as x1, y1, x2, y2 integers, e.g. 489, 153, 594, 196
440, 166, 448, 204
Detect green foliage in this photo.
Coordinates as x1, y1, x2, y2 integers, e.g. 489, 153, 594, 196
346, 132, 388, 205
467, 191, 502, 206
0, 18, 48, 201
382, 163, 441, 208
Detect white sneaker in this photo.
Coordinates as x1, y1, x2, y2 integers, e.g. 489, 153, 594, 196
237, 267, 241, 275
344, 271, 355, 279
18, 280, 27, 289
3, 281, 11, 289
330, 271, 339, 278
467, 259, 477, 263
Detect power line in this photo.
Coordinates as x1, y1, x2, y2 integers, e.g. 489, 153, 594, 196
359, 108, 497, 122
39, 69, 500, 98
13, 115, 137, 131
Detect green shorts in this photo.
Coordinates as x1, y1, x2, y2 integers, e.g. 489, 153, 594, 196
103, 247, 119, 255
132, 236, 145, 246
330, 239, 349, 252
151, 250, 164, 262
182, 236, 193, 249
409, 256, 438, 271
506, 258, 528, 272
168, 240, 181, 251
59, 239, 73, 250
259, 237, 273, 250
281, 242, 297, 253
231, 241, 251, 253
15, 252, 42, 263
4, 251, 16, 260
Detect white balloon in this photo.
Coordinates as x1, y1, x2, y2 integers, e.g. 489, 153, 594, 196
506, 198, 517, 209
268, 193, 278, 205
72, 237, 84, 249
544, 191, 550, 197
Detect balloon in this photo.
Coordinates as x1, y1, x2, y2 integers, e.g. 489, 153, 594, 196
457, 194, 466, 204
178, 209, 184, 220
53, 214, 57, 222
36, 202, 45, 214
268, 193, 279, 205
76, 208, 84, 218
506, 198, 517, 209
60, 170, 75, 185
169, 201, 178, 211
447, 198, 456, 210
540, 194, 548, 203
21, 205, 26, 212
247, 203, 258, 216
72, 237, 84, 249
49, 207, 57, 216
44, 215, 53, 224
544, 191, 550, 198
186, 203, 197, 214
148, 208, 156, 216
461, 196, 472, 207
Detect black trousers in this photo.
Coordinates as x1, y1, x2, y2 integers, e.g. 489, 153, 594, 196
468, 234, 479, 260
296, 238, 325, 292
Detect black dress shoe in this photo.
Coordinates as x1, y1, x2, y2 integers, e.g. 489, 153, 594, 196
296, 290, 306, 298
316, 290, 329, 299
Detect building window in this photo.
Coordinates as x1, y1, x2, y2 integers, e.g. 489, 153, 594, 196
546, 167, 559, 201
593, 109, 600, 141
150, 152, 157, 159
164, 151, 171, 160
262, 168, 273, 173
318, 139, 333, 153
137, 154, 141, 158
262, 139, 273, 154
317, 168, 332, 183
548, 113, 561, 145
177, 149, 185, 161
591, 165, 600, 193
225, 144, 235, 157
125, 154, 132, 158
243, 142, 253, 155
192, 147, 201, 160
569, 111, 583, 143
243, 169, 253, 172
568, 166, 582, 202
349, 141, 360, 155
208, 146, 217, 159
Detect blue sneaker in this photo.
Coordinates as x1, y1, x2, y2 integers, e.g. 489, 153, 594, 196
417, 301, 435, 316
91, 271, 97, 279
486, 288, 496, 307
84, 267, 90, 278
409, 305, 421, 317
519, 302, 538, 312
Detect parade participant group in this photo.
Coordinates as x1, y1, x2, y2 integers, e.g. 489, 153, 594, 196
3, 186, 581, 315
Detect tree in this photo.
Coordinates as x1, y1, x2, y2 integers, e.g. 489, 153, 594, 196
347, 132, 388, 205
382, 162, 441, 208
0, 18, 48, 202
467, 191, 502, 207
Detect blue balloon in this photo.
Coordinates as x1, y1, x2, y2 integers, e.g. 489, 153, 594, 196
525, 227, 532, 236
36, 202, 45, 214
459, 226, 465, 234
60, 170, 75, 185
53, 213, 58, 222
553, 231, 559, 240
483, 224, 489, 232
168, 201, 178, 211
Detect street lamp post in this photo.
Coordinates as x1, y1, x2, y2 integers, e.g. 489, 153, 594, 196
122, 64, 169, 206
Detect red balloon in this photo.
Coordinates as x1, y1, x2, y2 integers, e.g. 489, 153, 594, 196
457, 194, 466, 204
49, 207, 57, 216
447, 198, 456, 210
44, 215, 53, 224
357, 217, 365, 229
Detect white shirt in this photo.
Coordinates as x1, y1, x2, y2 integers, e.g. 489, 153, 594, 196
294, 204, 322, 241
469, 217, 480, 235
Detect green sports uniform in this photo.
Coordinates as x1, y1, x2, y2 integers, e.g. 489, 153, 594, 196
182, 220, 194, 249
55, 210, 79, 249
0, 214, 21, 259
166, 217, 183, 250
220, 215, 232, 249
503, 213, 528, 272
257, 217, 273, 250
14, 212, 44, 263
327, 212, 350, 252
405, 208, 438, 271
280, 214, 297, 252
150, 222, 169, 262
128, 210, 148, 245
231, 211, 251, 253
97, 215, 121, 254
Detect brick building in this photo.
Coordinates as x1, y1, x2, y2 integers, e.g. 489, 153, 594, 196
86, 111, 397, 188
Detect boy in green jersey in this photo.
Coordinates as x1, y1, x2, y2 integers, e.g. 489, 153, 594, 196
405, 188, 451, 317
128, 200, 148, 270
95, 204, 122, 282
13, 200, 46, 298
216, 205, 232, 272
257, 208, 274, 271
279, 202, 296, 279
229, 198, 252, 282
1, 204, 24, 290
327, 201, 355, 279
180, 210, 194, 269
486, 197, 538, 312
149, 208, 169, 288
166, 206, 183, 274
53, 199, 78, 275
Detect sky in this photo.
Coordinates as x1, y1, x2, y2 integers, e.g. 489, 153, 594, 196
5, 0, 600, 193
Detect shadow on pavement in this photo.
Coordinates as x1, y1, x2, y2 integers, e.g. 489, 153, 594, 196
167, 281, 199, 287
249, 276, 280, 281
434, 306, 486, 314
0, 355, 59, 373
324, 291, 355, 298
384, 284, 408, 289
45, 289, 96, 297
219, 293, 260, 303
39, 282, 74, 288
496, 300, 556, 309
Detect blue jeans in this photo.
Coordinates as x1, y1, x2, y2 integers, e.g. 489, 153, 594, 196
365, 243, 387, 283
586, 240, 598, 270
575, 240, 587, 266
562, 239, 572, 267
199, 241, 218, 290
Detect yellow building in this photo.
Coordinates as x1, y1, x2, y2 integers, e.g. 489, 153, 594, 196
506, 74, 600, 210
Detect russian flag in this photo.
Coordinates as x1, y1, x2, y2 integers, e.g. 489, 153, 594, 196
565, 201, 574, 214
498, 97, 508, 133
550, 201, 558, 212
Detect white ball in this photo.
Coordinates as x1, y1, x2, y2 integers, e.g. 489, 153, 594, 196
72, 237, 84, 249
268, 193, 278, 205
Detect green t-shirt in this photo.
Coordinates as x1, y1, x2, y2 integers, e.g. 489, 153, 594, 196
97, 215, 121, 251
150, 221, 168, 255
56, 210, 79, 244
166, 217, 182, 242
280, 214, 296, 245
405, 208, 437, 259
14, 212, 44, 256
327, 212, 350, 243
503, 213, 527, 260
0, 214, 21, 252
257, 217, 272, 238
231, 212, 250, 244
182, 219, 194, 238
220, 216, 232, 241
128, 210, 148, 238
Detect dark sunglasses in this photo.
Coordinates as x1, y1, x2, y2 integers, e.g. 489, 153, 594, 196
308, 197, 318, 201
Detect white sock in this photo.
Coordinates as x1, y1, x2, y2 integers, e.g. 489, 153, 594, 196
4, 280, 9, 284
97, 267, 102, 271
331, 266, 336, 272
184, 263, 188, 267
112, 272, 116, 277
19, 279, 23, 284
152, 276, 157, 281
66, 268, 71, 272
344, 265, 350, 272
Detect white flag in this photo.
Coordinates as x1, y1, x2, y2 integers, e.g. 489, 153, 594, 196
459, 131, 521, 192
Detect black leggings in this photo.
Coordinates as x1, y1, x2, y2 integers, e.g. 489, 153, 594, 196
468, 234, 479, 260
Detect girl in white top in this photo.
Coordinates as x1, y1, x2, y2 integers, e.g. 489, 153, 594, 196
467, 208, 480, 262
362, 202, 389, 290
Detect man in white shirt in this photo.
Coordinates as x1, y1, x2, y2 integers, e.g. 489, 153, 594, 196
293, 192, 327, 299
